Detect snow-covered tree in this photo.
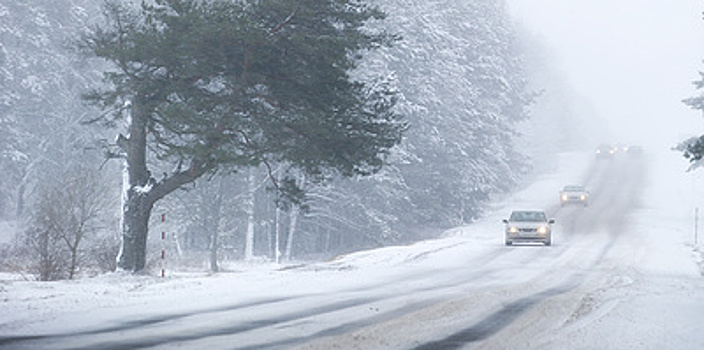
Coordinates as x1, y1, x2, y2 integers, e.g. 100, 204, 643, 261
0, 0, 574, 269
80, 0, 405, 272
267, 0, 538, 258
313, 0, 533, 239
679, 71, 704, 169
381, 0, 532, 226
0, 1, 107, 219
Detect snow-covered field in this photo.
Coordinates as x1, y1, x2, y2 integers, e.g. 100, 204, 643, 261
1, 148, 703, 349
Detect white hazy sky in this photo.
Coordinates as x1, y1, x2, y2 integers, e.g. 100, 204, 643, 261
507, 0, 704, 149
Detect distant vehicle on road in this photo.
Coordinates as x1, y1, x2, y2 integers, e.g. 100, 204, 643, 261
595, 144, 616, 159
503, 210, 555, 246
559, 185, 589, 207
626, 145, 644, 157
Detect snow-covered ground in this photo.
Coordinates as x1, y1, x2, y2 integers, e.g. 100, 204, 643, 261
1, 148, 703, 349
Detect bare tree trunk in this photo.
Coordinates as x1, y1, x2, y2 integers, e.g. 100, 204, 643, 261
284, 206, 298, 262
274, 204, 281, 263
68, 243, 78, 279
116, 97, 208, 272
209, 178, 224, 272
244, 168, 256, 261
273, 170, 283, 263
37, 229, 53, 281
65, 224, 83, 280
283, 173, 304, 262
116, 96, 152, 272
173, 231, 183, 258
118, 191, 153, 272
210, 231, 219, 272
15, 182, 25, 217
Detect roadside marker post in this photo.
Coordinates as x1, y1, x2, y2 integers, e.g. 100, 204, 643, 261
696, 208, 699, 246
161, 213, 166, 278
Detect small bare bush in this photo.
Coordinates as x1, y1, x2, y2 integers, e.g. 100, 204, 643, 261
17, 168, 112, 280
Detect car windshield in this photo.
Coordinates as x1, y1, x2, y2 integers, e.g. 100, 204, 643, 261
509, 211, 547, 222
563, 185, 584, 192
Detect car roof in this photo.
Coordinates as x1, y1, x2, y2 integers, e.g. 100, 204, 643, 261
509, 210, 547, 221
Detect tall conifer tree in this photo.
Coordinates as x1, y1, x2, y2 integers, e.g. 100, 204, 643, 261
80, 0, 404, 272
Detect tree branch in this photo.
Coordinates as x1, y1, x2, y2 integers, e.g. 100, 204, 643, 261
147, 159, 212, 206
270, 10, 297, 35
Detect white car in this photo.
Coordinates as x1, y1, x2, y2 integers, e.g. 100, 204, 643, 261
595, 144, 616, 159
559, 185, 589, 207
503, 210, 555, 246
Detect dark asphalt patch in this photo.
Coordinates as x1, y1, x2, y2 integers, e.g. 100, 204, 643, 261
412, 279, 582, 350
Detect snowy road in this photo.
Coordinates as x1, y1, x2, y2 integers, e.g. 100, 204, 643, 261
2, 150, 704, 349
298, 154, 657, 349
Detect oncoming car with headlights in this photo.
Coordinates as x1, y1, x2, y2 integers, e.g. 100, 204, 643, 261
559, 185, 589, 207
502, 210, 555, 246
595, 144, 616, 159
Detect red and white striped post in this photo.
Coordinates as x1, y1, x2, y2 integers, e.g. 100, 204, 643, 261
161, 213, 166, 278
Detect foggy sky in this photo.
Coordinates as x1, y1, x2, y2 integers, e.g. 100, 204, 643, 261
508, 0, 704, 150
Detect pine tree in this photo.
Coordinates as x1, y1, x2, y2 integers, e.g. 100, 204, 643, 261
79, 0, 405, 272
679, 71, 704, 169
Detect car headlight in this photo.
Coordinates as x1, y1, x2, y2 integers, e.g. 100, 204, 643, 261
580, 194, 586, 200
561, 194, 568, 201
508, 226, 518, 233
537, 226, 548, 234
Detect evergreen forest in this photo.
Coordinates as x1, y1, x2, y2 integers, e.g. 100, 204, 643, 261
0, 0, 595, 279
